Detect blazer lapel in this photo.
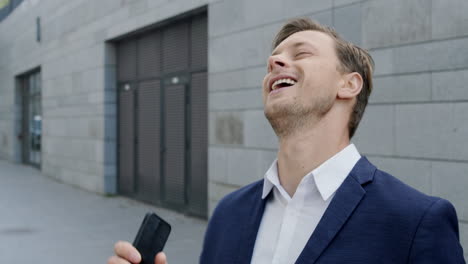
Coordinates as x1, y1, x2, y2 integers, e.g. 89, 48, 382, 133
236, 181, 269, 264
295, 157, 376, 264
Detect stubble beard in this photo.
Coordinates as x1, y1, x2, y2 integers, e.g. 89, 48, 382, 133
264, 95, 334, 139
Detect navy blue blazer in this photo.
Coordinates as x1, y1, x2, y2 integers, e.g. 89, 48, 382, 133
200, 157, 465, 263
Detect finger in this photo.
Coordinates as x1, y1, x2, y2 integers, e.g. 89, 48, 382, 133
154, 252, 167, 264
107, 255, 132, 264
114, 240, 141, 263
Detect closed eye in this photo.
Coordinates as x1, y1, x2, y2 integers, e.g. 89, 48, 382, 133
295, 51, 312, 58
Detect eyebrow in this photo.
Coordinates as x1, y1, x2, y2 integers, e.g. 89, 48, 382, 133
271, 41, 319, 56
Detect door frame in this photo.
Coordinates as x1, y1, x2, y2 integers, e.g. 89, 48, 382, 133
114, 9, 208, 217
15, 67, 41, 168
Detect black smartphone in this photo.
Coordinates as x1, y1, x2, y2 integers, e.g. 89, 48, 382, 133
132, 212, 172, 264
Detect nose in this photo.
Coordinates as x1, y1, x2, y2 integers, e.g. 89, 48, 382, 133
267, 55, 288, 72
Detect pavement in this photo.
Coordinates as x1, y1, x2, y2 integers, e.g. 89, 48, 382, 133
0, 160, 208, 264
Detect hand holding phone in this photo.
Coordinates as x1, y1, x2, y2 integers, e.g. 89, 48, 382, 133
132, 212, 172, 264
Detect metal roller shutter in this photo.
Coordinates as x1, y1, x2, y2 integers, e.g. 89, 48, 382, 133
117, 40, 137, 82
163, 84, 186, 206
118, 84, 135, 194
136, 80, 161, 203
138, 32, 162, 79
162, 22, 189, 74
117, 11, 207, 217
190, 15, 208, 71
189, 72, 208, 216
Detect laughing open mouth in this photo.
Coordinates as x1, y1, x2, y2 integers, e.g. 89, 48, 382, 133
270, 78, 297, 92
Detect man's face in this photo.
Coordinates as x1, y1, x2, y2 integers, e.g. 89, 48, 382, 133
262, 30, 344, 135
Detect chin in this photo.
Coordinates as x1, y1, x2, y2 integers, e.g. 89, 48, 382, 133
264, 103, 291, 119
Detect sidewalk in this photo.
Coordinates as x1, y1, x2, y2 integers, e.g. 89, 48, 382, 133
0, 160, 207, 264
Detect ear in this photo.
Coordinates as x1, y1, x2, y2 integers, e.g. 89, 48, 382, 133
337, 72, 363, 100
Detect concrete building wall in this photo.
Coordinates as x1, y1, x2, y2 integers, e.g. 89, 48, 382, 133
0, 0, 467, 257
0, 0, 218, 194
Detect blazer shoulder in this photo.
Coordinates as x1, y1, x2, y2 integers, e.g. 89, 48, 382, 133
367, 168, 440, 216
374, 168, 435, 200
408, 195, 465, 262
211, 179, 263, 217
200, 180, 265, 263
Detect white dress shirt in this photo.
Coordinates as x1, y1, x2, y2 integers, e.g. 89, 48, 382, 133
250, 144, 361, 264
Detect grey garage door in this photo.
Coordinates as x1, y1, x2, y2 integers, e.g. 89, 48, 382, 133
116, 13, 207, 217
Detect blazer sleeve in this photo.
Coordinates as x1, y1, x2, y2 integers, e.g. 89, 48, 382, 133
408, 198, 465, 263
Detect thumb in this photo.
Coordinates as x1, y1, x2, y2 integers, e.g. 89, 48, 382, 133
155, 252, 167, 264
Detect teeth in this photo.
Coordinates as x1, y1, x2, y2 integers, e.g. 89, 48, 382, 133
272, 78, 297, 90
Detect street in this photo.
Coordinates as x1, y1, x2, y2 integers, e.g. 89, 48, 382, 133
0, 160, 207, 263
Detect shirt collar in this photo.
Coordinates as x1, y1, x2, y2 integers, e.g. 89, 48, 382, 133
262, 143, 361, 201
262, 159, 292, 201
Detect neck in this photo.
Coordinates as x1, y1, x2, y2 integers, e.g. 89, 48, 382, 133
276, 111, 350, 198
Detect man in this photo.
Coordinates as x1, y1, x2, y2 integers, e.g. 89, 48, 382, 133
109, 18, 465, 264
